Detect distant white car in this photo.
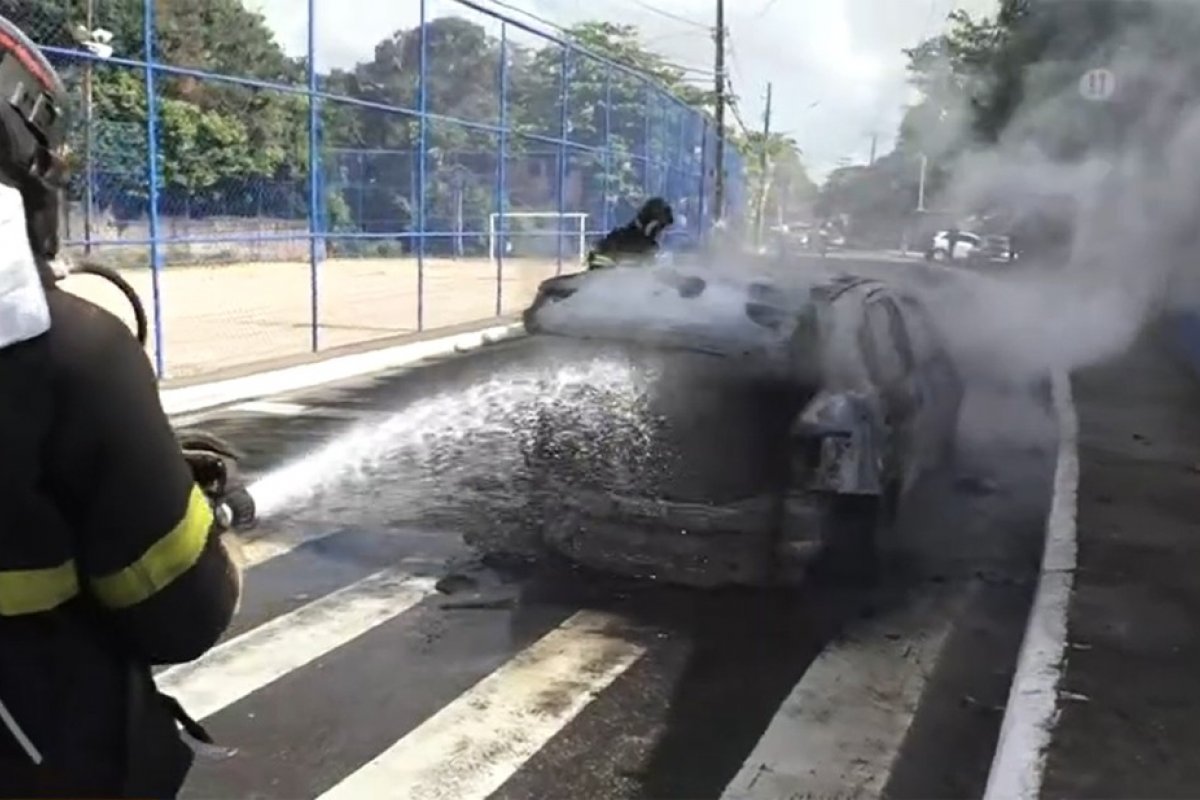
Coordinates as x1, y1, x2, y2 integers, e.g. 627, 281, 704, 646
925, 231, 1014, 264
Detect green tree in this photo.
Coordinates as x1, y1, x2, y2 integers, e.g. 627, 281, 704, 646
318, 16, 507, 253
738, 130, 816, 238
21, 2, 717, 244
513, 21, 713, 222
36, 0, 310, 219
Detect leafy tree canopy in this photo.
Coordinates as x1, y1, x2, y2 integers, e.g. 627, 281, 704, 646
18, 1, 725, 242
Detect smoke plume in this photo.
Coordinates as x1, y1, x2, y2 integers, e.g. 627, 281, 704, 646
918, 3, 1200, 383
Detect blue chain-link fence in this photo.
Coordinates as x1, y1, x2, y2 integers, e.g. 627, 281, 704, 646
14, 0, 742, 380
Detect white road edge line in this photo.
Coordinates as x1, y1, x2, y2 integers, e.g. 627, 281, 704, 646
721, 589, 960, 800
983, 370, 1078, 800
160, 322, 524, 416
156, 568, 437, 721
316, 610, 646, 800
226, 400, 311, 416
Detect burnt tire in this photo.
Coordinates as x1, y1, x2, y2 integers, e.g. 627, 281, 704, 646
816, 494, 883, 585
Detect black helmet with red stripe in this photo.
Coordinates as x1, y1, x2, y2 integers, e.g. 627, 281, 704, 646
635, 196, 674, 240
0, 15, 67, 187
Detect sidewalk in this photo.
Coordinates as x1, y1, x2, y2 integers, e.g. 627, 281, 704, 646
1042, 324, 1200, 797
59, 256, 559, 380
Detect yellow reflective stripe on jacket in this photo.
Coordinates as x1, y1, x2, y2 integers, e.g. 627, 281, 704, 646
588, 253, 615, 268
0, 560, 80, 617
90, 484, 214, 610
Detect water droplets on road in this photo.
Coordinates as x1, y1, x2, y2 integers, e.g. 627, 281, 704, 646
247, 350, 668, 554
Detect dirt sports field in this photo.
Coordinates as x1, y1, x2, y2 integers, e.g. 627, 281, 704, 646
59, 256, 565, 381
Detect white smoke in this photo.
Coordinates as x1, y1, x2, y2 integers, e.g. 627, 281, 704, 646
915, 5, 1200, 382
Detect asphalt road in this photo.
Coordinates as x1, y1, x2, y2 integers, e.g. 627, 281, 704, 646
1041, 330, 1200, 798
166, 308, 1055, 800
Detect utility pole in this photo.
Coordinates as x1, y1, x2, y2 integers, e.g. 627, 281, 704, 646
753, 82, 772, 248
712, 0, 726, 222
868, 131, 878, 166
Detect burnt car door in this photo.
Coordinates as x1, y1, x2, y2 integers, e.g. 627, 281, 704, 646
859, 294, 920, 488
896, 295, 962, 467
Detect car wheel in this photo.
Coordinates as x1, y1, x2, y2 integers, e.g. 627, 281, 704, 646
931, 248, 949, 262
816, 493, 884, 585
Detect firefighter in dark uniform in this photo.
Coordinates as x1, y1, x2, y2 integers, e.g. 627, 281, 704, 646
585, 196, 675, 270
0, 16, 244, 798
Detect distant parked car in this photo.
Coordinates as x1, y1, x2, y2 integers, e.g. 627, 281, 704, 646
925, 231, 1015, 264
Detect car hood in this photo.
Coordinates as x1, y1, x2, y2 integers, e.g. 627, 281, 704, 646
525, 266, 816, 369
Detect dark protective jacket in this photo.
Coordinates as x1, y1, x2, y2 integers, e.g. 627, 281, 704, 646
585, 198, 674, 271
585, 221, 661, 270
0, 286, 241, 798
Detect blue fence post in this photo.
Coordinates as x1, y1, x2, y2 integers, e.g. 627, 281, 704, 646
602, 65, 612, 234
357, 152, 365, 222
416, 0, 429, 330
698, 119, 709, 242
307, 0, 320, 352
495, 22, 508, 316
142, 0, 165, 378
642, 82, 651, 197
555, 45, 568, 276
688, 113, 699, 240
675, 107, 686, 237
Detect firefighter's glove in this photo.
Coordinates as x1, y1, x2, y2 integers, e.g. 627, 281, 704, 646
176, 429, 257, 532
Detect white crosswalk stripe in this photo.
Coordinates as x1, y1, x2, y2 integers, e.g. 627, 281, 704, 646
158, 568, 437, 721
316, 610, 647, 800
166, 504, 963, 800
721, 590, 960, 800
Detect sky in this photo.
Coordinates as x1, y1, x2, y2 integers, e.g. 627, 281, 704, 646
244, 0, 999, 180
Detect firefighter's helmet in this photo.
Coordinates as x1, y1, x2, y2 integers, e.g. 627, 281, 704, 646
0, 16, 68, 187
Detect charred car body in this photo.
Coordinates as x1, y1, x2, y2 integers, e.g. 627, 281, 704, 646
520, 266, 963, 588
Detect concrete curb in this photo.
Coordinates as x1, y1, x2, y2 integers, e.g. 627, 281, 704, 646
983, 371, 1078, 800
161, 322, 526, 416
1168, 311, 1200, 379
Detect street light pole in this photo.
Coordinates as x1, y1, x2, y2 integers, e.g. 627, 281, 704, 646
917, 152, 928, 212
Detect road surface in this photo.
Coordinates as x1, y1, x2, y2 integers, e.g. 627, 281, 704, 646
167, 324, 1056, 799
1041, 326, 1200, 798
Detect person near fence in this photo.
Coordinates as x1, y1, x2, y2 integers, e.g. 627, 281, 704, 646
0, 16, 246, 797
585, 196, 675, 270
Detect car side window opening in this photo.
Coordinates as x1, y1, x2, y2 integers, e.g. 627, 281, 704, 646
898, 298, 938, 363
863, 298, 914, 386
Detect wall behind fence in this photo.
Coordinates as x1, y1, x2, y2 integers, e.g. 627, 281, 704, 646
19, 0, 741, 380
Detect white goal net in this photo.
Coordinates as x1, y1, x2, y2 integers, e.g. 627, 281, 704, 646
488, 211, 589, 267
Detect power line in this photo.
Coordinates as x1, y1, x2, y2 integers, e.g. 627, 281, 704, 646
470, 0, 568, 36
726, 34, 745, 83
724, 76, 754, 139
465, 0, 713, 77
754, 0, 782, 18
622, 0, 710, 30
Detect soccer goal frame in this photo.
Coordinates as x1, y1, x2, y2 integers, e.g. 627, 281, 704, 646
488, 211, 590, 266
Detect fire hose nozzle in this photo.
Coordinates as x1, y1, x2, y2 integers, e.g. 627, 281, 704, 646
213, 502, 234, 531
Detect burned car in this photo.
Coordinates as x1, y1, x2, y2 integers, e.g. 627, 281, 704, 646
519, 266, 963, 588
